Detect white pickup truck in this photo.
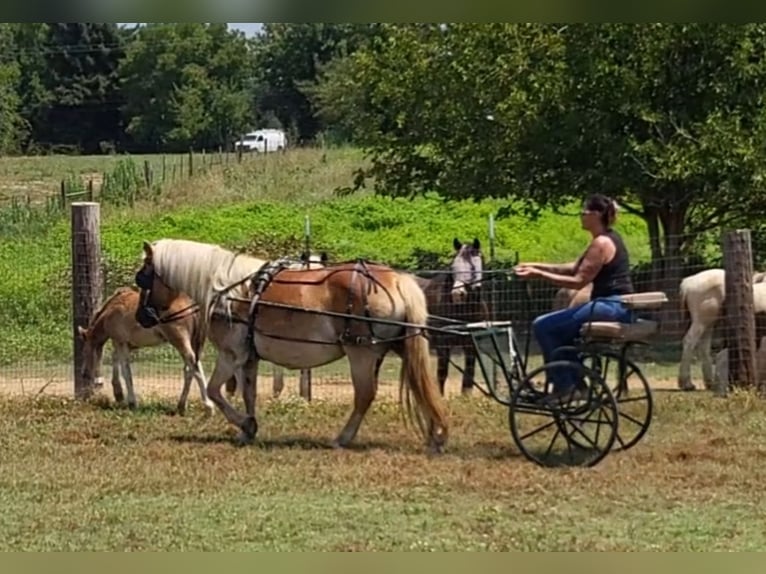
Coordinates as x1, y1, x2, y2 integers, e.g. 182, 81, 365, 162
235, 129, 287, 153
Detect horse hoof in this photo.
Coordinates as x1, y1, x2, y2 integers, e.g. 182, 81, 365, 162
235, 432, 254, 447
428, 444, 445, 456
203, 405, 215, 418
240, 416, 258, 440
330, 439, 347, 450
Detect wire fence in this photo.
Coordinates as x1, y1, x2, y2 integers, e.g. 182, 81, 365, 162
3, 223, 761, 407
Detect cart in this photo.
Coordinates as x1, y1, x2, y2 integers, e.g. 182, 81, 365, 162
431, 290, 669, 467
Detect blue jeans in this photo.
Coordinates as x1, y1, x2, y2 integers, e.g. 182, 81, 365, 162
532, 296, 635, 392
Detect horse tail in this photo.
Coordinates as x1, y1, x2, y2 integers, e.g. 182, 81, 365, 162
679, 277, 690, 333
395, 271, 449, 451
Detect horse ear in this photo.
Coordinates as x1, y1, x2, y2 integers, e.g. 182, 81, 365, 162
473, 238, 481, 250
320, 252, 328, 264
142, 240, 154, 258
453, 237, 462, 251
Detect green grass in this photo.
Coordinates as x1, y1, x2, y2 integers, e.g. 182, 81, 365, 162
0, 389, 765, 550
0, 147, 655, 366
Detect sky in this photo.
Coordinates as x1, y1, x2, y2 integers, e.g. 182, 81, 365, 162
119, 23, 263, 36
228, 23, 263, 36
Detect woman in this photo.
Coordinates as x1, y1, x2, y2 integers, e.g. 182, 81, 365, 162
514, 194, 635, 401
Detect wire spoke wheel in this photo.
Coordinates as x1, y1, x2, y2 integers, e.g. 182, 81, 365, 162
509, 360, 618, 467
579, 349, 653, 451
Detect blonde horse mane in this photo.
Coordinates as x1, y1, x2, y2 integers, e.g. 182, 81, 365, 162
147, 238, 267, 328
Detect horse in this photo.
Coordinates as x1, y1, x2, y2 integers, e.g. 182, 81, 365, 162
77, 285, 215, 416
414, 237, 489, 395
678, 268, 766, 391
256, 251, 327, 398
224, 251, 329, 400
134, 238, 448, 452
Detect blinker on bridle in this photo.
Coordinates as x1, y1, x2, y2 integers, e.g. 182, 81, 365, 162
135, 268, 154, 290
135, 266, 161, 328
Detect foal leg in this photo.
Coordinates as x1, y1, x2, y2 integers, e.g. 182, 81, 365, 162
174, 344, 215, 416
333, 349, 382, 448
110, 348, 125, 405
115, 345, 138, 409
191, 360, 215, 416
176, 364, 193, 416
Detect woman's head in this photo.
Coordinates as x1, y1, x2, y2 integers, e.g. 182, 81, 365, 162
581, 193, 618, 231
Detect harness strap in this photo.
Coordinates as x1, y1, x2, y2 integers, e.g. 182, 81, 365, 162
340, 259, 379, 346
246, 258, 293, 358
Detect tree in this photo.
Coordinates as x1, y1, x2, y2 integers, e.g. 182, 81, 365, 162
512, 24, 766, 292
252, 23, 386, 143
0, 24, 24, 153
35, 23, 126, 153
120, 23, 253, 152
342, 24, 766, 293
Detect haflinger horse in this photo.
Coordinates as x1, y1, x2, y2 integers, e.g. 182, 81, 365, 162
134, 238, 448, 452
77, 285, 215, 415
224, 251, 329, 400
415, 237, 488, 395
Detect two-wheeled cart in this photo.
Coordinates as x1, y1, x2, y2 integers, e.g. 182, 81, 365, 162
431, 289, 669, 467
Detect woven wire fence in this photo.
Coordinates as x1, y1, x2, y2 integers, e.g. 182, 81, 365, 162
4, 227, 753, 407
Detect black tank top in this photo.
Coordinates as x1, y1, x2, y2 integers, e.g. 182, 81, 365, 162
577, 229, 634, 299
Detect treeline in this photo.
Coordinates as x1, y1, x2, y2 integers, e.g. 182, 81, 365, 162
4, 23, 766, 276
0, 22, 385, 155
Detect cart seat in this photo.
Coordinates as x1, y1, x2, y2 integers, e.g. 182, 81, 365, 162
580, 319, 659, 343
618, 291, 668, 310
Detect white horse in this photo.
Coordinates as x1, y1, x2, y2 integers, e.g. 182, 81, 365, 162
678, 268, 766, 391
134, 238, 448, 451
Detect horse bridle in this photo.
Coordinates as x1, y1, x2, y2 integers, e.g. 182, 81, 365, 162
134, 265, 199, 328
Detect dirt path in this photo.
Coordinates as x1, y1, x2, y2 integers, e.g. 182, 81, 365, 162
0, 370, 685, 404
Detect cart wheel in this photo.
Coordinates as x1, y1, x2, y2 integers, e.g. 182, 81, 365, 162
509, 360, 618, 468
579, 350, 653, 451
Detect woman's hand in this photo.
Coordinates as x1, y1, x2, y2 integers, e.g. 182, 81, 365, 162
514, 264, 540, 279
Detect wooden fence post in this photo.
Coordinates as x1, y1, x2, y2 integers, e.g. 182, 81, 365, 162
71, 202, 103, 400
723, 229, 757, 391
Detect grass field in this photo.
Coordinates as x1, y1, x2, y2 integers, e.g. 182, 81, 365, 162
0, 147, 746, 552
0, 387, 765, 551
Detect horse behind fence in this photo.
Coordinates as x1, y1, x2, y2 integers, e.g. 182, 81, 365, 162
416, 237, 492, 395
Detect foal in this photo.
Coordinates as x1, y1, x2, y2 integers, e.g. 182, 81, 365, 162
78, 286, 215, 415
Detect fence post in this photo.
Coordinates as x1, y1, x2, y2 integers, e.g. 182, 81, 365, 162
723, 229, 757, 391
71, 202, 103, 400
299, 369, 312, 401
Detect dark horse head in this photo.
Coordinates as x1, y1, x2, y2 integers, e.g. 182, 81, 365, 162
449, 237, 484, 304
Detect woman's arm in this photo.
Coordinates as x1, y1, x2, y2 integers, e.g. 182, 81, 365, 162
521, 261, 578, 275
517, 240, 608, 289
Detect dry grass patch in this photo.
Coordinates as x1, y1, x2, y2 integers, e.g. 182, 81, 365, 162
1, 388, 765, 550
